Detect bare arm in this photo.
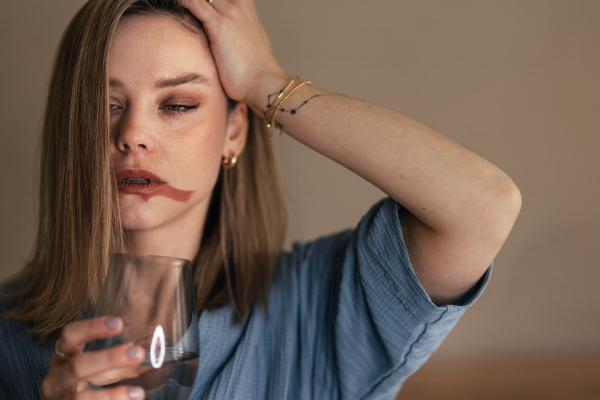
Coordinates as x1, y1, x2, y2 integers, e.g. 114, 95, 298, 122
183, 0, 522, 306
248, 76, 521, 305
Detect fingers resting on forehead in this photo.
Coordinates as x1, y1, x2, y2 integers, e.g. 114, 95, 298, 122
181, 0, 252, 19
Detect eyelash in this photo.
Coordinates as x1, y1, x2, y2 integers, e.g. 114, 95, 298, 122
108, 104, 200, 115
164, 104, 199, 114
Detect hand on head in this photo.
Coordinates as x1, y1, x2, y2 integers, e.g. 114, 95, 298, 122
180, 0, 288, 105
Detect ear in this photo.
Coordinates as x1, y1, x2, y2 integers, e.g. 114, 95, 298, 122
223, 102, 249, 158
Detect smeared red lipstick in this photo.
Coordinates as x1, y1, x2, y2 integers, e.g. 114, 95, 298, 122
115, 169, 194, 202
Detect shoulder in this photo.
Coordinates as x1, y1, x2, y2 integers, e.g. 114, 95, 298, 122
267, 197, 403, 320
270, 197, 402, 288
0, 277, 30, 323
0, 281, 47, 342
0, 282, 54, 399
271, 227, 353, 298
0, 280, 23, 316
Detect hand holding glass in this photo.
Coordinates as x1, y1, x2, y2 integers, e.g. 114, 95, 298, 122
86, 254, 199, 400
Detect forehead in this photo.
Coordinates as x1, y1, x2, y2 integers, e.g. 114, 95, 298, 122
109, 14, 214, 83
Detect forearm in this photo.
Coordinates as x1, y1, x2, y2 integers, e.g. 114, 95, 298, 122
247, 70, 520, 238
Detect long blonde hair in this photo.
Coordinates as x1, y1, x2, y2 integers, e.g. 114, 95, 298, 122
1, 0, 286, 342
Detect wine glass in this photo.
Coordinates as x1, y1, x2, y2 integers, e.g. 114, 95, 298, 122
86, 253, 199, 400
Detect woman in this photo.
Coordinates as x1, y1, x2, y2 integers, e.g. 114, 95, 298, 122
0, 0, 521, 398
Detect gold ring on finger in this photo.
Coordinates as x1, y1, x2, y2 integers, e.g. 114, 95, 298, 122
54, 342, 73, 361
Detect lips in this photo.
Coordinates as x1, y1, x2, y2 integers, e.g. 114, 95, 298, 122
115, 169, 166, 195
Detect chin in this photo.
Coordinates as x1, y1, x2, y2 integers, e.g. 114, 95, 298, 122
119, 212, 162, 231
117, 198, 169, 231
120, 219, 149, 231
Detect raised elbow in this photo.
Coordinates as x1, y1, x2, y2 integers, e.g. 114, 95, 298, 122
491, 178, 522, 239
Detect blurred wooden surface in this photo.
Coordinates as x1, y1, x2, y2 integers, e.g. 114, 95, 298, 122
396, 358, 600, 400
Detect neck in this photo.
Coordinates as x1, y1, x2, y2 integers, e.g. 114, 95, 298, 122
122, 202, 208, 262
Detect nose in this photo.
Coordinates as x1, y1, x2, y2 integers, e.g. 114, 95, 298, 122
114, 109, 155, 154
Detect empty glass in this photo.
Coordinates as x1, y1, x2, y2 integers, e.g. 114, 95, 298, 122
86, 253, 199, 400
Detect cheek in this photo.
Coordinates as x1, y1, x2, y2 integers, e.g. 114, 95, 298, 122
167, 117, 227, 189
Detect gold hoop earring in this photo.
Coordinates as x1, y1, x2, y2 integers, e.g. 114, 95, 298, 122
222, 150, 238, 169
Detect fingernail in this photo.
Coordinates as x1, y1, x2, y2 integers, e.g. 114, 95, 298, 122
128, 386, 144, 399
126, 345, 144, 360
104, 317, 120, 330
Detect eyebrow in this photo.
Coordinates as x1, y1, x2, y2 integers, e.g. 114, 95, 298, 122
109, 73, 210, 89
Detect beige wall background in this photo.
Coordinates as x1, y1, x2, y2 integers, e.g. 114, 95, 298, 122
1, 0, 598, 366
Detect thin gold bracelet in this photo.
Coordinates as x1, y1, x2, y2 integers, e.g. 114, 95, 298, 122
269, 81, 313, 136
264, 77, 298, 166
264, 76, 299, 133
263, 77, 313, 166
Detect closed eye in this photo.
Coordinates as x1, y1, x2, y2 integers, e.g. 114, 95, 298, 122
165, 104, 199, 114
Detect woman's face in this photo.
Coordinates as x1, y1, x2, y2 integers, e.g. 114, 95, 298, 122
109, 14, 247, 232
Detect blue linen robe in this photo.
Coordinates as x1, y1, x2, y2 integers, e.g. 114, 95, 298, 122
0, 198, 491, 399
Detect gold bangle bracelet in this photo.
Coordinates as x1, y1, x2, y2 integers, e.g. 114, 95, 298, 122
265, 76, 299, 128
269, 81, 313, 135
263, 76, 312, 166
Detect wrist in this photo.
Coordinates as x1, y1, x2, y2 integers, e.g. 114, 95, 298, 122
244, 69, 294, 116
